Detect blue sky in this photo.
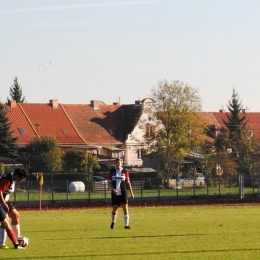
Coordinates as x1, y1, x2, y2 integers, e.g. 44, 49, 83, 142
1, 0, 260, 111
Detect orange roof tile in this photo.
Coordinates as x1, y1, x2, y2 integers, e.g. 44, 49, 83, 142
5, 103, 36, 144
6, 100, 142, 147
6, 102, 86, 146
8, 99, 260, 148
62, 103, 142, 144
202, 111, 260, 140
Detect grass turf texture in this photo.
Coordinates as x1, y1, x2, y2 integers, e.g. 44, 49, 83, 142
3, 205, 260, 259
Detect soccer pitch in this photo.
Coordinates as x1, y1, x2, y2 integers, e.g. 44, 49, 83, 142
3, 205, 260, 259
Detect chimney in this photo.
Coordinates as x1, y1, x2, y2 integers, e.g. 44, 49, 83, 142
242, 107, 249, 113
90, 100, 100, 110
219, 108, 226, 113
9, 100, 16, 108
135, 100, 142, 105
49, 99, 58, 109
113, 102, 120, 106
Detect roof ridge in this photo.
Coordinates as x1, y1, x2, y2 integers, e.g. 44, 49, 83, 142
210, 112, 222, 128
60, 103, 87, 144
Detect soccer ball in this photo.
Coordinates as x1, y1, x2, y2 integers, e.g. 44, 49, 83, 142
18, 236, 29, 247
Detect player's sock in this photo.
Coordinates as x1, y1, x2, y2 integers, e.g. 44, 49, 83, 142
112, 214, 117, 223
6, 228, 18, 246
124, 214, 129, 227
0, 227, 7, 246
12, 224, 20, 238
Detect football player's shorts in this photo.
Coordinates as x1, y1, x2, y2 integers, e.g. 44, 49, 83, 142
111, 191, 128, 206
6, 201, 15, 211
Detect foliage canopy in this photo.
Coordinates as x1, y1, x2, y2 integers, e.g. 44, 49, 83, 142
61, 149, 100, 173
139, 80, 208, 178
26, 135, 60, 172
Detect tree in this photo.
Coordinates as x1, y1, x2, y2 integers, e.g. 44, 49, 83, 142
139, 80, 208, 181
7, 77, 25, 103
214, 88, 256, 175
0, 103, 18, 157
61, 149, 100, 192
26, 135, 60, 172
61, 149, 100, 173
235, 124, 256, 175
214, 130, 231, 152
215, 89, 245, 151
223, 88, 247, 133
44, 149, 64, 173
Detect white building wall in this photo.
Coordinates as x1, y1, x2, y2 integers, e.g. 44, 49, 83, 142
124, 98, 155, 167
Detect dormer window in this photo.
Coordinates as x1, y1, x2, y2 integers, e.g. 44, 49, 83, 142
18, 127, 26, 136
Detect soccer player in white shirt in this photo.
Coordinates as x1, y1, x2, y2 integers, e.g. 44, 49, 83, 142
108, 158, 134, 229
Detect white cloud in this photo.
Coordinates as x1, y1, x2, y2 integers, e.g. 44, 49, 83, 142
0, 1, 174, 14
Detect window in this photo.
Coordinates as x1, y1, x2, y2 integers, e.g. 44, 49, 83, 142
145, 124, 155, 138
18, 127, 26, 136
137, 149, 142, 159
227, 148, 232, 153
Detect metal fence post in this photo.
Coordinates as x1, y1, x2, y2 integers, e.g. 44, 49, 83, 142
176, 178, 179, 200
141, 177, 143, 199
258, 178, 260, 199
88, 180, 91, 203
104, 182, 106, 199
157, 160, 160, 198
206, 176, 209, 197
27, 181, 30, 206
193, 176, 196, 196
51, 158, 54, 202
239, 175, 244, 199
66, 180, 69, 203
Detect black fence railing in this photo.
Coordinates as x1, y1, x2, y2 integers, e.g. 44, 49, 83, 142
11, 175, 260, 206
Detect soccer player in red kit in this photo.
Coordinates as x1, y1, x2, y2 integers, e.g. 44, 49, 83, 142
0, 168, 27, 249
108, 158, 134, 229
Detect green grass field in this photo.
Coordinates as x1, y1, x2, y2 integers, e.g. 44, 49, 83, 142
3, 205, 260, 259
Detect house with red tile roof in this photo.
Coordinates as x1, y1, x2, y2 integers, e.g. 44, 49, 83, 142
5, 99, 143, 168
202, 108, 260, 142
5, 99, 86, 148
62, 99, 143, 167
4, 98, 260, 169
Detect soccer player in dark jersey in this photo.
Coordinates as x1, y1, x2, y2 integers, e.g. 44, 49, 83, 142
108, 158, 134, 229
0, 168, 27, 249
0, 175, 24, 248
